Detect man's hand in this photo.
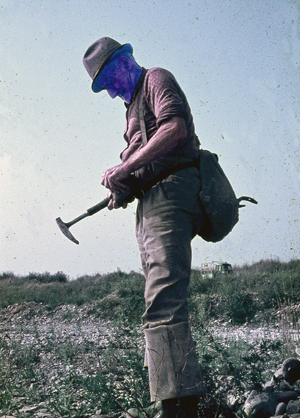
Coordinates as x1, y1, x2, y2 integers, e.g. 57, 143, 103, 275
101, 163, 131, 193
101, 163, 131, 210
106, 190, 128, 211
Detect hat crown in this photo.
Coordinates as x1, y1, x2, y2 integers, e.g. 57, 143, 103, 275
83, 37, 133, 92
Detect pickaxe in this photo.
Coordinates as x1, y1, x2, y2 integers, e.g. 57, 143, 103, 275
56, 161, 200, 244
56, 176, 141, 245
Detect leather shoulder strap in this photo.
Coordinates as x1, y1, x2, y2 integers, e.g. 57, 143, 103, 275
138, 91, 148, 146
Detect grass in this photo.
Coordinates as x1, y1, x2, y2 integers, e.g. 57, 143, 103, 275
0, 270, 145, 318
1, 258, 300, 326
188, 258, 300, 326
0, 258, 300, 417
0, 322, 150, 418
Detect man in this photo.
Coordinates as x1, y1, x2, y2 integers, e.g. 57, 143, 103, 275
83, 37, 205, 418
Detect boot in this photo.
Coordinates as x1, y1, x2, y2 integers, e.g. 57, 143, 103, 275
161, 395, 198, 418
180, 395, 198, 418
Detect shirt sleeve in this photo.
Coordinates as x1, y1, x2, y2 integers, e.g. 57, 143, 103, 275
144, 68, 187, 128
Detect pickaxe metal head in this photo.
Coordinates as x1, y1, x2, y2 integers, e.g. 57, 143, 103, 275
55, 186, 136, 245
56, 217, 79, 245
55, 196, 110, 245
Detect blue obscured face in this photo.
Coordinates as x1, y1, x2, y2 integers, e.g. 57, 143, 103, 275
93, 56, 139, 103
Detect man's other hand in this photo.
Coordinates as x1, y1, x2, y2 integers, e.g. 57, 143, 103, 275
107, 190, 128, 211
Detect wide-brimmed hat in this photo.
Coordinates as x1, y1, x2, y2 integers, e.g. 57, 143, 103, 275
83, 37, 133, 93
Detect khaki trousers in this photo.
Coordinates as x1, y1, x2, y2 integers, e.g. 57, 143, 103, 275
135, 167, 204, 402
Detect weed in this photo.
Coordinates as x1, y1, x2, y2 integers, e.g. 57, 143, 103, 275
1, 259, 300, 417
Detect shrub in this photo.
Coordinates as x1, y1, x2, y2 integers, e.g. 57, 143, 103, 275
24, 271, 69, 283
0, 271, 17, 281
1, 259, 299, 325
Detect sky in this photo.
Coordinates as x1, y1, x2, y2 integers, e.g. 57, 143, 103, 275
0, 0, 299, 279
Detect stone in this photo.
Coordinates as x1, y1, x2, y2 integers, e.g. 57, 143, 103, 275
287, 400, 300, 414
243, 389, 299, 418
227, 393, 239, 407
274, 402, 286, 416
35, 410, 50, 417
270, 415, 300, 418
264, 369, 286, 392
264, 380, 275, 392
274, 367, 284, 380
243, 391, 278, 418
11, 390, 21, 396
90, 415, 114, 418
126, 402, 162, 418
283, 358, 300, 385
19, 406, 41, 414
274, 379, 293, 392
0, 416, 17, 418
273, 390, 299, 404
126, 409, 147, 418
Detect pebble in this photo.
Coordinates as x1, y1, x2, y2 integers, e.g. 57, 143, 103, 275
19, 405, 41, 413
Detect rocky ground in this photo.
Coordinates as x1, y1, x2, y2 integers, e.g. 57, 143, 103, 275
0, 302, 147, 418
1, 301, 300, 418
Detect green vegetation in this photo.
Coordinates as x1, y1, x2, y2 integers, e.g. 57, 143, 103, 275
1, 258, 299, 326
0, 258, 299, 417
188, 258, 300, 325
0, 270, 145, 322
0, 324, 149, 418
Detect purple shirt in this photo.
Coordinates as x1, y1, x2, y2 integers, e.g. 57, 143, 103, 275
121, 67, 200, 185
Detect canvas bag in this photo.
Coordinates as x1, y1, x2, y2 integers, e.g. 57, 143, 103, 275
197, 150, 257, 242
138, 93, 257, 243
